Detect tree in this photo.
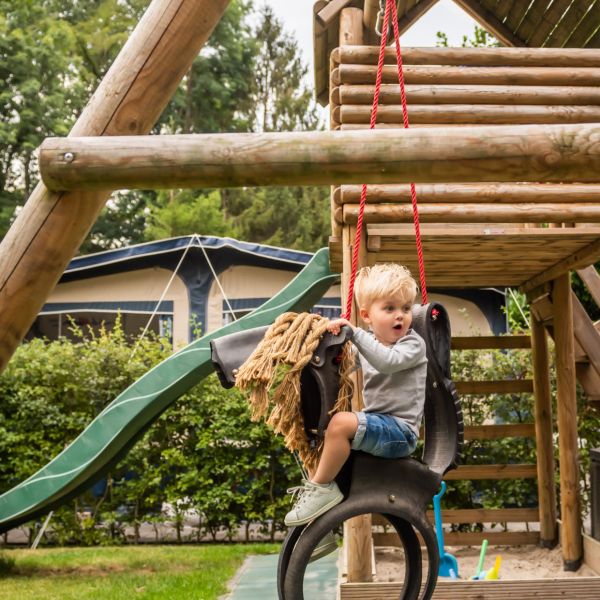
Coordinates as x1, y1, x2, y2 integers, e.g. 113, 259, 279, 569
0, 2, 87, 237
145, 190, 234, 240
215, 6, 330, 252
251, 5, 320, 133
436, 24, 500, 48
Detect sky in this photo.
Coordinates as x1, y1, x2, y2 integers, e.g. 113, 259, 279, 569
262, 0, 480, 79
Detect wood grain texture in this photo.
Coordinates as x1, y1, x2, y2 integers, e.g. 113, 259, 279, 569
552, 273, 583, 566
337, 183, 600, 204
334, 64, 600, 86
335, 46, 600, 67
530, 315, 558, 544
341, 203, 600, 224
39, 123, 600, 190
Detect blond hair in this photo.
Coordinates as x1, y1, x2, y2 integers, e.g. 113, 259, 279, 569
354, 264, 418, 310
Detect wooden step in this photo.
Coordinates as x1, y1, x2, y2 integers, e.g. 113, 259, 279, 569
340, 578, 600, 600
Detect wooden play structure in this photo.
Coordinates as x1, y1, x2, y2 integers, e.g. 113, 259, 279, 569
1, 0, 600, 597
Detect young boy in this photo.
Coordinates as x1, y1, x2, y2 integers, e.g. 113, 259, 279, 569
284, 263, 428, 526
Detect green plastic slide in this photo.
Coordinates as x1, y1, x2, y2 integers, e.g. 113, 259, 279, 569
0, 248, 339, 533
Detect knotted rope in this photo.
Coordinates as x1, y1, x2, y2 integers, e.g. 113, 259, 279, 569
235, 312, 354, 472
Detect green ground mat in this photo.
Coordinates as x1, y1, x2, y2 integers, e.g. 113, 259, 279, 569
226, 551, 339, 600
0, 248, 339, 533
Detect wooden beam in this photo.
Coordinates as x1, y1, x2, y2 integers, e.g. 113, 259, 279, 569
451, 335, 531, 349
530, 314, 558, 546
38, 122, 600, 191
333, 64, 600, 86
343, 224, 372, 583
455, 380, 534, 395
521, 238, 600, 293
373, 506, 540, 525
544, 0, 598, 48
332, 6, 364, 239
340, 577, 600, 599
563, 0, 600, 48
373, 530, 540, 548
463, 423, 535, 440
515, 0, 554, 44
443, 464, 537, 480
528, 0, 575, 47
552, 273, 583, 569
316, 0, 353, 27
337, 183, 600, 204
362, 0, 380, 45
340, 202, 600, 224
572, 292, 600, 368
335, 83, 600, 105
576, 265, 600, 307
337, 103, 600, 125
0, 0, 231, 374
339, 6, 364, 46
333, 46, 600, 67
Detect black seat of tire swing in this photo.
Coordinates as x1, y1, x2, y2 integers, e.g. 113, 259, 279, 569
210, 302, 463, 600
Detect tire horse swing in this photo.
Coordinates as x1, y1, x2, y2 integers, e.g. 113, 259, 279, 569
211, 2, 463, 598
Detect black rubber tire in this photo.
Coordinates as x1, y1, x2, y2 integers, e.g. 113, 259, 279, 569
277, 525, 305, 600
281, 501, 438, 600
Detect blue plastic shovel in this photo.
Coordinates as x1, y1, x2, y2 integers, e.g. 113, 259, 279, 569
433, 481, 459, 578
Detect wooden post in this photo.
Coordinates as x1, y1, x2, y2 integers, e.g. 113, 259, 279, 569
530, 314, 558, 547
331, 7, 364, 241
552, 272, 583, 570
339, 7, 363, 46
0, 0, 230, 373
38, 122, 600, 190
342, 224, 373, 583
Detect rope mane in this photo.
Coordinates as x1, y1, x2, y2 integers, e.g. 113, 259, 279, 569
235, 312, 354, 472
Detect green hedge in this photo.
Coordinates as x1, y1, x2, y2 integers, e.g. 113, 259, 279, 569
0, 320, 598, 545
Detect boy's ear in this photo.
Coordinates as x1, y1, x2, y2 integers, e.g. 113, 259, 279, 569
359, 307, 370, 323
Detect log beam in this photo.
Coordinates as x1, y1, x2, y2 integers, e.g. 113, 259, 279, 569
39, 122, 600, 191
332, 65, 600, 87
339, 203, 600, 224
342, 224, 373, 583
530, 314, 558, 547
335, 183, 600, 204
334, 84, 600, 106
552, 273, 583, 570
336, 104, 600, 125
0, 0, 230, 373
333, 46, 600, 67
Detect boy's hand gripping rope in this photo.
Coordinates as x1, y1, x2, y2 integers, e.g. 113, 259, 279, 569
342, 0, 428, 320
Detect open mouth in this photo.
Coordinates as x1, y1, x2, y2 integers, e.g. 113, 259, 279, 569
393, 324, 403, 331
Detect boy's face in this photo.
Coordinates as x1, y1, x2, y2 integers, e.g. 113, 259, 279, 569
359, 294, 413, 346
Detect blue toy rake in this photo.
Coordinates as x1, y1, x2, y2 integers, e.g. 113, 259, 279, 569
433, 481, 459, 579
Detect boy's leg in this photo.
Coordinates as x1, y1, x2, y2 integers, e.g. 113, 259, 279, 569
284, 412, 357, 527
312, 411, 358, 484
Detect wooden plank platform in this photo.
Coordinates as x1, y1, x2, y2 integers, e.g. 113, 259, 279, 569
330, 226, 600, 288
340, 578, 600, 599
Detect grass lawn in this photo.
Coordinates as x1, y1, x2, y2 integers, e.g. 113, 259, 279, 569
0, 544, 279, 600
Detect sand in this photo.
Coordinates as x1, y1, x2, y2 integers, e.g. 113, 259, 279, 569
374, 544, 599, 582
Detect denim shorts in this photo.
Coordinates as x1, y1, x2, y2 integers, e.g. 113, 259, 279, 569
350, 412, 418, 458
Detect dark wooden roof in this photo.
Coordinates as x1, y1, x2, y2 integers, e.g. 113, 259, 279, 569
314, 0, 600, 105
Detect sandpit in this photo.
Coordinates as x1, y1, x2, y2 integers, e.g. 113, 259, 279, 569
374, 544, 599, 582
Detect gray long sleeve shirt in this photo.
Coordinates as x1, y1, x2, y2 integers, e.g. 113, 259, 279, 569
351, 328, 428, 436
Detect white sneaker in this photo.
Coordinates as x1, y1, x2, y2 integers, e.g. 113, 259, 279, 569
308, 531, 338, 563
284, 480, 343, 526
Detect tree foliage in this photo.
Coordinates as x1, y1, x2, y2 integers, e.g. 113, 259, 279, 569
2, 1, 330, 255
